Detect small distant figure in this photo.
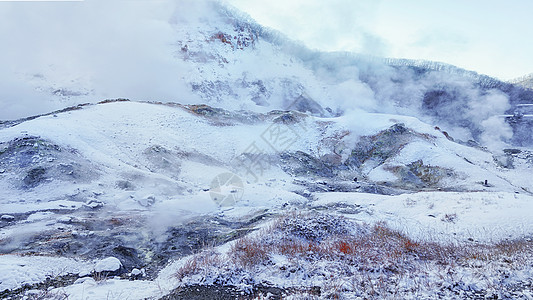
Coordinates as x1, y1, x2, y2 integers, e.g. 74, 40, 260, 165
484, 180, 488, 186
353, 177, 358, 182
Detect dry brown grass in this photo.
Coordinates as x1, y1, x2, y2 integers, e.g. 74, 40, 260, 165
226, 218, 533, 273
229, 236, 270, 269
175, 248, 222, 281
175, 212, 533, 297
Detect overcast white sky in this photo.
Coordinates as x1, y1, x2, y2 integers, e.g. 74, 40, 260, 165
0, 0, 531, 84
226, 0, 533, 80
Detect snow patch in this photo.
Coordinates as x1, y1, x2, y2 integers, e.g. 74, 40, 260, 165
94, 257, 122, 273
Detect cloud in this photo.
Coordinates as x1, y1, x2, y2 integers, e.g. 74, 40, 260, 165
412, 29, 469, 55
0, 75, 55, 120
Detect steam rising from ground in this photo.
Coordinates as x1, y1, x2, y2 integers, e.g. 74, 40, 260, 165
469, 90, 513, 151
0, 0, 515, 151
311, 56, 515, 150
0, 0, 193, 119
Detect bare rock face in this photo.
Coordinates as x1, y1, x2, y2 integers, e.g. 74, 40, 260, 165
386, 159, 455, 189
280, 151, 335, 178
23, 166, 47, 188
345, 123, 412, 169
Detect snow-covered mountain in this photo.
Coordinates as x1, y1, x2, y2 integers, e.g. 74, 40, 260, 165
5, 1, 532, 146
1, 1, 532, 299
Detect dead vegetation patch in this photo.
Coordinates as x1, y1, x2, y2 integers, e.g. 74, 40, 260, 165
174, 211, 533, 299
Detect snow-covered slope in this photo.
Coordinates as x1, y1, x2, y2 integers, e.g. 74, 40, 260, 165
1, 100, 530, 205
1, 1, 533, 299
511, 73, 533, 90
1, 100, 532, 297
4, 1, 532, 147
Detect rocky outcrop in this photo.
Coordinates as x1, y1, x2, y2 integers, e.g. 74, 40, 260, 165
345, 123, 413, 169
0, 136, 99, 189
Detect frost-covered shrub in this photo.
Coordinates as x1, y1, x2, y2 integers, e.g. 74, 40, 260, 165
277, 211, 351, 242
174, 212, 533, 299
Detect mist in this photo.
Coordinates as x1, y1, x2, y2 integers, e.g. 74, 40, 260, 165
0, 0, 520, 151
301, 50, 517, 150
0, 0, 194, 120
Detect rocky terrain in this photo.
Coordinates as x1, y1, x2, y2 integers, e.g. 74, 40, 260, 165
0, 99, 532, 299
1, 1, 532, 299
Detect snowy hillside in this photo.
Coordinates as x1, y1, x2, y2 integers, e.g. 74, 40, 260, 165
1, 100, 532, 299
3, 1, 532, 147
511, 73, 533, 90
1, 1, 533, 299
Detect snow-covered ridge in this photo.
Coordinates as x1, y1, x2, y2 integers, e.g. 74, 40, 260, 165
510, 73, 533, 90
1, 1, 533, 298
1, 94, 532, 300
3, 0, 532, 147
